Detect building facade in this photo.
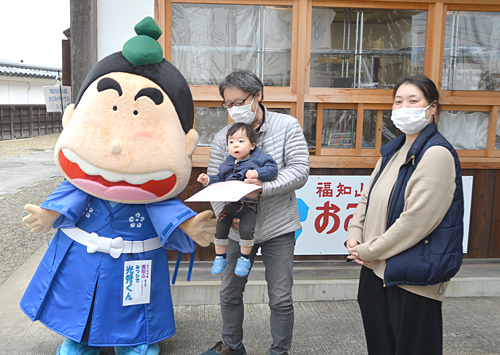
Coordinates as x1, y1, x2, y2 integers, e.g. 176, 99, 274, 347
0, 61, 63, 140
0, 61, 61, 105
70, 0, 500, 259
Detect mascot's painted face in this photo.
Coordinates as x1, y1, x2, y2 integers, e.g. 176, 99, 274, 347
55, 72, 198, 204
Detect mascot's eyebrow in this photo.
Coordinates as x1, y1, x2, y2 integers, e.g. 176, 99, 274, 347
134, 88, 164, 105
97, 78, 123, 96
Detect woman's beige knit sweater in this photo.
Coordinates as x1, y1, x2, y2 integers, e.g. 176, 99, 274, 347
346, 141, 456, 301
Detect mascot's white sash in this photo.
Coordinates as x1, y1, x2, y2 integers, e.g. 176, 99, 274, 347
61, 227, 162, 259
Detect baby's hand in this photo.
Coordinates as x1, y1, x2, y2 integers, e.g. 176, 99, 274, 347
197, 173, 209, 185
245, 169, 258, 179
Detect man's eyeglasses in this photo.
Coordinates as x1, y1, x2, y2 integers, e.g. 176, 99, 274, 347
221, 93, 252, 109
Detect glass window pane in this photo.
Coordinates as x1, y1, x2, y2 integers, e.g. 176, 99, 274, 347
363, 110, 377, 148
497, 112, 500, 150
172, 4, 292, 86
195, 107, 291, 147
363, 110, 398, 149
382, 110, 398, 146
310, 8, 427, 89
442, 11, 500, 91
304, 103, 317, 151
322, 109, 356, 148
195, 107, 227, 147
438, 111, 489, 150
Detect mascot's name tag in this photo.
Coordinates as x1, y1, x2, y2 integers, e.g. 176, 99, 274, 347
123, 260, 152, 306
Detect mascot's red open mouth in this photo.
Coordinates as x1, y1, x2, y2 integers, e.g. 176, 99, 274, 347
59, 150, 176, 201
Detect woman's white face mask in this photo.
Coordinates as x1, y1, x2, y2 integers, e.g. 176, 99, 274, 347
391, 101, 435, 135
227, 97, 256, 125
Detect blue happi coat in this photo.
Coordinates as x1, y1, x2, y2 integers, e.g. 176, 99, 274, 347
20, 181, 196, 347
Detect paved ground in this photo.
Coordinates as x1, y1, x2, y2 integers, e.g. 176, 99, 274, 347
0, 150, 60, 196
1, 135, 500, 355
1, 249, 499, 355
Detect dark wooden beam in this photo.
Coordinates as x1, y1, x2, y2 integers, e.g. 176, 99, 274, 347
62, 39, 71, 87
69, 0, 97, 103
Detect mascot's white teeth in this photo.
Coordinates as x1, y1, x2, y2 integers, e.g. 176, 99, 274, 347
62, 148, 173, 185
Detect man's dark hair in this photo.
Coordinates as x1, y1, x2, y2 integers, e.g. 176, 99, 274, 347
226, 123, 257, 145
219, 70, 264, 101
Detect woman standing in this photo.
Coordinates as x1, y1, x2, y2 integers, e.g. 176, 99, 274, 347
346, 75, 464, 355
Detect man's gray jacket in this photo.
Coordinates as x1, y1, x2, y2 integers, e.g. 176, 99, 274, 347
207, 105, 310, 243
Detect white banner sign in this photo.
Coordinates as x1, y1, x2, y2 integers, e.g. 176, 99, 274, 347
294, 175, 473, 255
43, 86, 71, 113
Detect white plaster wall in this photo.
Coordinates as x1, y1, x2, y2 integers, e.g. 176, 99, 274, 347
0, 77, 59, 104
97, 0, 155, 61
28, 80, 53, 104
6, 81, 28, 104
0, 81, 9, 103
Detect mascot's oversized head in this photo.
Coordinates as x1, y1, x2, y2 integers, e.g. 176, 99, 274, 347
55, 17, 198, 204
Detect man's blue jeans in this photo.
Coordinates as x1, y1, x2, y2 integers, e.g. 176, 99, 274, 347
220, 232, 296, 355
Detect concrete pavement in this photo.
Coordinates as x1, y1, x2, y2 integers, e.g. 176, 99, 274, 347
1, 246, 499, 354
0, 150, 61, 197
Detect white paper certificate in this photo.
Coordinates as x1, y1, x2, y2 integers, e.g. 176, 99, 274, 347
123, 260, 152, 306
185, 181, 261, 202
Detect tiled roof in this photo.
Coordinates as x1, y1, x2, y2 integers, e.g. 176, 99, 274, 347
0, 61, 61, 80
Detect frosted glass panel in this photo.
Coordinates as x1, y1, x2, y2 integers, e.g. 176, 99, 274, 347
172, 4, 292, 87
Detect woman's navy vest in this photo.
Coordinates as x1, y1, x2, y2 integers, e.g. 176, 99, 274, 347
368, 122, 464, 287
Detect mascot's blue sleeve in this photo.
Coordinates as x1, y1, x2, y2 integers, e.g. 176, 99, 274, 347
40, 180, 91, 229
146, 198, 197, 253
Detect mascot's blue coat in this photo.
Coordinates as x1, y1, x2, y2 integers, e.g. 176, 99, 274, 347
20, 181, 196, 346
19, 17, 214, 353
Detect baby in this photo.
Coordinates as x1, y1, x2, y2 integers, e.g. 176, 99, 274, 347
198, 122, 278, 277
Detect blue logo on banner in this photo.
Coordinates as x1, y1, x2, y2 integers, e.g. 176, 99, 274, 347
295, 198, 309, 240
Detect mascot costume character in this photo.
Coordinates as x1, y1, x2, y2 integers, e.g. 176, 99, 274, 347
20, 17, 215, 355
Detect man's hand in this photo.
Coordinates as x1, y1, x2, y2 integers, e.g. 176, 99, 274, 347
23, 204, 61, 234
231, 218, 240, 231
179, 210, 216, 247
243, 177, 263, 198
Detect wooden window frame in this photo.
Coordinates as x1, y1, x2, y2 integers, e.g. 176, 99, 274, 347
156, 0, 500, 169
438, 105, 500, 158
191, 101, 296, 166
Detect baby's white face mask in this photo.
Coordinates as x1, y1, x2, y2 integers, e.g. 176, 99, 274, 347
391, 101, 435, 135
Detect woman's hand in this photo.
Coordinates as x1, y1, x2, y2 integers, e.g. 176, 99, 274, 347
346, 239, 371, 265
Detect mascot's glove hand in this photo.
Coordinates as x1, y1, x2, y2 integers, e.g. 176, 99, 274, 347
179, 210, 216, 247
23, 204, 62, 234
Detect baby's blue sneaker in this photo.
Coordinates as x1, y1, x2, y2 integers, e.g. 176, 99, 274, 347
56, 338, 101, 355
114, 343, 159, 355
234, 256, 251, 277
211, 256, 227, 275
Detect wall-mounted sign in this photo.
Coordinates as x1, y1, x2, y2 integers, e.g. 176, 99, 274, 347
294, 175, 473, 255
43, 86, 71, 113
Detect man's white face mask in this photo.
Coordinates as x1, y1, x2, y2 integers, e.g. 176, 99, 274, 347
227, 97, 256, 125
391, 101, 435, 135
